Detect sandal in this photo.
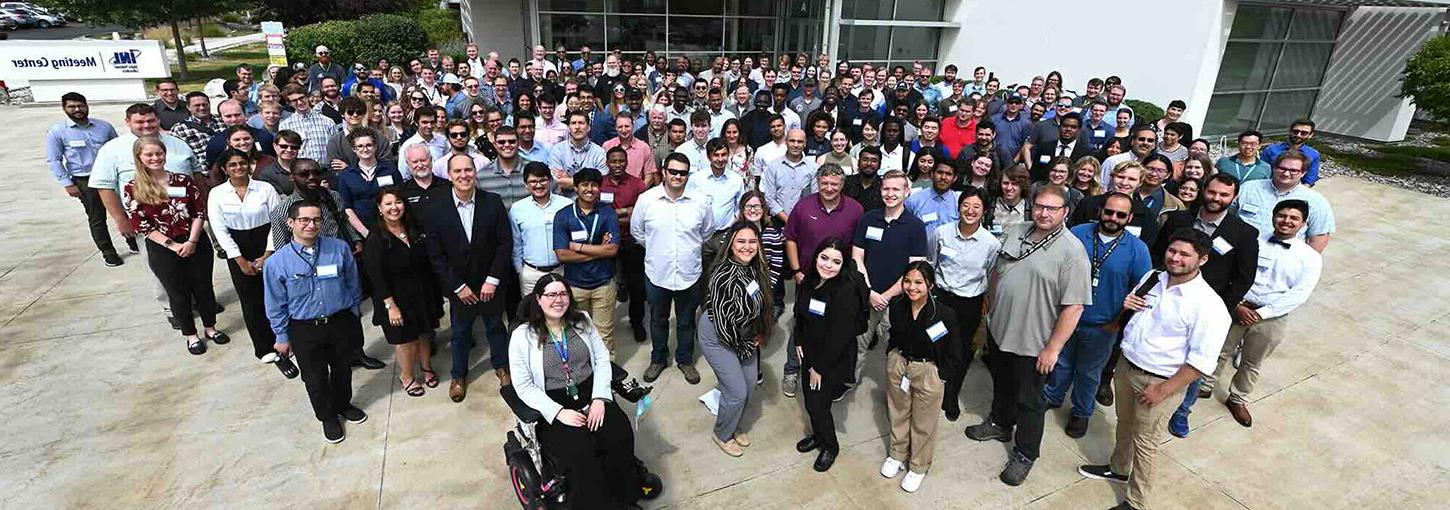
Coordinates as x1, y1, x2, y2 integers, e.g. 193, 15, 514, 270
187, 337, 207, 355
421, 369, 439, 388
403, 379, 425, 397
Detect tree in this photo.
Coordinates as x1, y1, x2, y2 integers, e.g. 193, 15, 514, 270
255, 0, 413, 26
36, 0, 248, 79
1402, 35, 1450, 121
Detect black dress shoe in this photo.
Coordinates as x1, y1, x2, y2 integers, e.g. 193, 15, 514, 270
943, 406, 961, 422
1096, 382, 1114, 407
355, 354, 386, 370
125, 236, 140, 253
795, 436, 819, 453
812, 448, 838, 472
103, 253, 124, 267
206, 330, 230, 345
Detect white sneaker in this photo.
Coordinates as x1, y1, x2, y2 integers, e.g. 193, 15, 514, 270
900, 470, 925, 492
880, 457, 904, 478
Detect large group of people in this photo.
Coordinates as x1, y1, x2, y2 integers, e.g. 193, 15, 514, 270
44, 36, 1337, 510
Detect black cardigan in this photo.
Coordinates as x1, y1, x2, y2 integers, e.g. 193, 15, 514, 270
886, 298, 965, 382
793, 268, 869, 389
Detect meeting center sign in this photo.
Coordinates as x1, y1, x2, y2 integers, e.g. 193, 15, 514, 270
0, 39, 169, 101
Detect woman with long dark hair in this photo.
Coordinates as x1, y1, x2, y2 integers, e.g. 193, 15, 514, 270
364, 188, 443, 396
794, 237, 869, 473
207, 148, 291, 375
699, 221, 775, 457
507, 274, 640, 509
879, 262, 963, 492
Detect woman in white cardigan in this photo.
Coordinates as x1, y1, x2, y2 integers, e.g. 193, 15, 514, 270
509, 273, 640, 509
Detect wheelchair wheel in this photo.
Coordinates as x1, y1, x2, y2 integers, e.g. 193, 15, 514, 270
507, 450, 547, 510
639, 471, 663, 500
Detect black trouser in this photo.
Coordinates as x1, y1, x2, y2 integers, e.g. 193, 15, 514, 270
146, 237, 218, 336
802, 376, 842, 453
618, 241, 646, 333
1099, 329, 1125, 388
225, 225, 276, 359
535, 376, 639, 509
289, 310, 360, 421
938, 292, 985, 413
72, 176, 117, 256
985, 334, 1047, 460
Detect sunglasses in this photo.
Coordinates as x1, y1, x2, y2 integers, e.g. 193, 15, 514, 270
495, 139, 518, 145
1135, 137, 1156, 143
447, 131, 470, 138
343, 110, 364, 116
665, 169, 689, 177
1101, 209, 1130, 219
276, 143, 300, 150
410, 96, 427, 101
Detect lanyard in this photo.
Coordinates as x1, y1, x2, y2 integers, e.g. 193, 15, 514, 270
573, 204, 599, 243
549, 329, 579, 400
1091, 226, 1124, 279
1001, 225, 1064, 262
289, 242, 319, 277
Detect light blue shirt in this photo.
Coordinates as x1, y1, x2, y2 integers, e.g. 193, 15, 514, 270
686, 168, 746, 229
90, 133, 201, 192
510, 194, 572, 271
517, 140, 550, 164
1235, 179, 1336, 241
262, 237, 362, 345
546, 139, 607, 177
761, 155, 819, 216
45, 117, 118, 186
905, 187, 960, 234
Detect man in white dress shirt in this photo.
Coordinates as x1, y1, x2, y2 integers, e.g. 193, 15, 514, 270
1201, 199, 1321, 427
1077, 228, 1231, 510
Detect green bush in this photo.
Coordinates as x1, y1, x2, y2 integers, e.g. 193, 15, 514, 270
417, 7, 463, 46
284, 14, 428, 70
1402, 35, 1450, 121
1124, 99, 1164, 124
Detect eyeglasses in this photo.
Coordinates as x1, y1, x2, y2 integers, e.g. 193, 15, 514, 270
1033, 203, 1067, 213
525, 179, 551, 186
287, 96, 308, 104
665, 169, 690, 177
1275, 165, 1305, 173
1100, 209, 1130, 219
447, 131, 470, 139
293, 217, 323, 225
540, 291, 570, 300
743, 203, 763, 210
410, 96, 427, 102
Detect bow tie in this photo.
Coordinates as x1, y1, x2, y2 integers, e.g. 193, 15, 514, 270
1268, 237, 1292, 248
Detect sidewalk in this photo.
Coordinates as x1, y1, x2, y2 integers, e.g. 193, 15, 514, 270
165, 32, 264, 62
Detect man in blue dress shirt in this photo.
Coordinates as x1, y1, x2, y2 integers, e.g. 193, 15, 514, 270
263, 200, 368, 444
45, 92, 121, 266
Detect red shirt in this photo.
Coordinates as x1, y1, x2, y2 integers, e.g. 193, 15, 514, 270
939, 118, 977, 159
125, 172, 207, 240
599, 172, 648, 242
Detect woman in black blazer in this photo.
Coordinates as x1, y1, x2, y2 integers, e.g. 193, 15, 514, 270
793, 237, 870, 473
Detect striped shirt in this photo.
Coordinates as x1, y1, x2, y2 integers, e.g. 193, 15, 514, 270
705, 259, 765, 359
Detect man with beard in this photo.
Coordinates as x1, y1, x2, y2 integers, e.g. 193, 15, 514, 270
46, 92, 122, 266
1044, 193, 1151, 438
843, 146, 884, 212
955, 120, 1007, 173
1077, 229, 1229, 510
1098, 125, 1159, 189
1259, 119, 1322, 186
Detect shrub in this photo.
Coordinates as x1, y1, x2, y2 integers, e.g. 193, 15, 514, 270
284, 14, 428, 70
416, 6, 463, 46
1402, 35, 1450, 121
1124, 99, 1164, 124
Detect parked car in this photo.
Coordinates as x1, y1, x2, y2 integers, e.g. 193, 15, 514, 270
14, 7, 61, 27
0, 9, 33, 28
0, 16, 16, 31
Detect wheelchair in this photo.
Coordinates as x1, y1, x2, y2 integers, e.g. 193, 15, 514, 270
500, 362, 664, 509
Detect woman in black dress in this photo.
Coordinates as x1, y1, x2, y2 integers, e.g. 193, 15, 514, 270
364, 188, 443, 396
794, 237, 870, 472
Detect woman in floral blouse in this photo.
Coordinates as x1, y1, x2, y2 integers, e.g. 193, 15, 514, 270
125, 136, 227, 355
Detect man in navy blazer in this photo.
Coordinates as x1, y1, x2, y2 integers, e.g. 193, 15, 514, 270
423, 153, 514, 402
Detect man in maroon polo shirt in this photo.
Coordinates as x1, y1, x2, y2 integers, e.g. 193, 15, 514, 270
599, 146, 649, 342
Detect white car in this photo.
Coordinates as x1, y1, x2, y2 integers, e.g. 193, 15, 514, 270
14, 7, 63, 27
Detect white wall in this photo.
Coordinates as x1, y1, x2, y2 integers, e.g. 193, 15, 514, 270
1312, 6, 1446, 142
938, 0, 1234, 130
462, 0, 530, 59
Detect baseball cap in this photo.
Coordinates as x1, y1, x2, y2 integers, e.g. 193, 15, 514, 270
441, 75, 462, 85
896, 82, 910, 91
315, 45, 330, 55
1007, 92, 1025, 103
353, 63, 366, 73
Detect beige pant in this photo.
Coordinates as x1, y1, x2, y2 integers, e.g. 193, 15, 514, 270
854, 305, 890, 383
574, 281, 618, 356
1203, 315, 1288, 404
886, 350, 945, 474
1111, 361, 1177, 510
519, 264, 562, 296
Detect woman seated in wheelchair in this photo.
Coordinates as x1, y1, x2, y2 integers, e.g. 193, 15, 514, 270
509, 273, 641, 509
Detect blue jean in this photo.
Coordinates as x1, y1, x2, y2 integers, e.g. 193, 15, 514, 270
448, 299, 508, 379
1176, 378, 1202, 419
645, 276, 700, 365
1044, 324, 1117, 418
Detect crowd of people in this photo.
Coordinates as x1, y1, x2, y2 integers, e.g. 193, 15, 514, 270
44, 37, 1336, 510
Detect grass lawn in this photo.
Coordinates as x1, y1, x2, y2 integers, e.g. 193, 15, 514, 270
1318, 134, 1450, 178
146, 42, 271, 93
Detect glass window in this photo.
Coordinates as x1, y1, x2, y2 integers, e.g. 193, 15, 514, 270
839, 26, 891, 60
841, 0, 892, 19
1288, 9, 1343, 40
727, 18, 776, 52
1271, 43, 1333, 89
1203, 93, 1266, 137
889, 28, 939, 62
895, 0, 944, 22
1260, 90, 1319, 129
672, 0, 724, 15
728, 0, 777, 16
541, 14, 606, 53
538, 0, 605, 12
669, 17, 724, 52
609, 0, 666, 14
1229, 5, 1291, 39
608, 16, 666, 52
1214, 42, 1280, 92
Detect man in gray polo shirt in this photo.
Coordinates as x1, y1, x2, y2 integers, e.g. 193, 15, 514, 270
965, 185, 1090, 487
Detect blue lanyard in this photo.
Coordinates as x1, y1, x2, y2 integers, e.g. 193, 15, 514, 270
549, 330, 579, 400
574, 205, 599, 243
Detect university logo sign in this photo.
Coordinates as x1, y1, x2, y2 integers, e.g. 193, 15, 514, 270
110, 49, 142, 73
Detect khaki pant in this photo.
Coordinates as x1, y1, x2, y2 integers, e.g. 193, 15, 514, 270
519, 264, 561, 296
886, 350, 945, 474
574, 280, 618, 356
854, 305, 890, 383
1203, 315, 1288, 404
1110, 361, 1177, 510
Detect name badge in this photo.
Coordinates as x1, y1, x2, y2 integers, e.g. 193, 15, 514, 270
920, 212, 939, 223
939, 245, 958, 258
1212, 237, 1234, 255
571, 229, 587, 241
852, 118, 862, 126
1093, 129, 1105, 138
899, 376, 910, 393
807, 298, 827, 316
946, 105, 956, 113
865, 226, 884, 241
166, 186, 186, 198
926, 321, 948, 343
601, 192, 615, 204
1038, 155, 1050, 164
376, 175, 395, 187
1126, 225, 1142, 237
746, 280, 760, 297
221, 204, 242, 216
67, 139, 87, 148
316, 264, 339, 278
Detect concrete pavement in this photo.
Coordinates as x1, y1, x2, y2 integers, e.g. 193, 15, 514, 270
1, 104, 1447, 509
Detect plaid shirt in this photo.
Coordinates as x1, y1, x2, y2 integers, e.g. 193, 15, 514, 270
279, 105, 339, 162
169, 115, 224, 161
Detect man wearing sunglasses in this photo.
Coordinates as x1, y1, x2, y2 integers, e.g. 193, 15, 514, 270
631, 153, 714, 384
1098, 125, 1160, 189
325, 97, 388, 174
1259, 119, 1322, 186
434, 120, 491, 180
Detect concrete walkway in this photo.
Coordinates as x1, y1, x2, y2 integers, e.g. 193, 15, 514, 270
2, 104, 1447, 509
